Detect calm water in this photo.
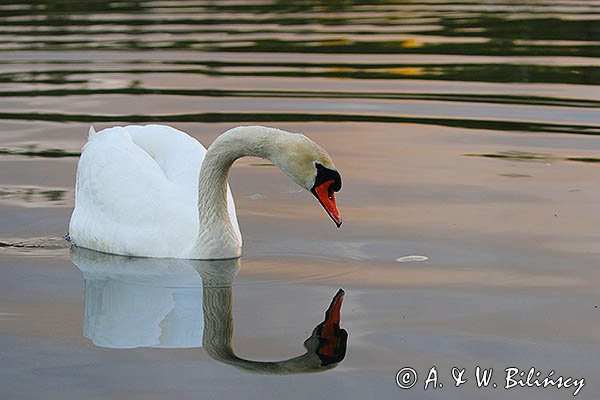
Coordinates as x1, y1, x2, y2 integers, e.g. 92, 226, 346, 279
1, 1, 599, 399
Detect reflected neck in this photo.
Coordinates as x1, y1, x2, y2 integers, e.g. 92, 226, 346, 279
202, 285, 324, 374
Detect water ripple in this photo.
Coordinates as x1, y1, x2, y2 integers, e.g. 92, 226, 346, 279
0, 0, 597, 142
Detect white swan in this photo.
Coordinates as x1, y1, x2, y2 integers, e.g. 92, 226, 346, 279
69, 124, 342, 259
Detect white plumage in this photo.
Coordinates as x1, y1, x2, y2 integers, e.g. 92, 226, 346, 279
69, 125, 241, 258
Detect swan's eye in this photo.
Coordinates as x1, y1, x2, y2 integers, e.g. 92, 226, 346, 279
313, 162, 342, 192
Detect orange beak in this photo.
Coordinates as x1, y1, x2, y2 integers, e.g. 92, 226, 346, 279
312, 180, 342, 227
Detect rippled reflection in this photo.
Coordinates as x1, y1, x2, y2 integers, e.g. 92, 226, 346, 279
69, 247, 347, 374
0, 0, 597, 136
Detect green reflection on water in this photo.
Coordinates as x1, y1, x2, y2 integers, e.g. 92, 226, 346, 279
0, 63, 597, 85
4, 38, 598, 58
1, 1, 598, 57
0, 146, 80, 158
2, 87, 597, 109
466, 151, 600, 164
0, 0, 597, 136
0, 112, 597, 136
0, 185, 69, 205
566, 157, 600, 163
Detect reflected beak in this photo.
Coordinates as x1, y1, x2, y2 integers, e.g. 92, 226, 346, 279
312, 180, 343, 228
316, 288, 347, 365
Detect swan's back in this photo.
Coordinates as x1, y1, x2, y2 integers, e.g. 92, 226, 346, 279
69, 125, 240, 258
125, 125, 206, 187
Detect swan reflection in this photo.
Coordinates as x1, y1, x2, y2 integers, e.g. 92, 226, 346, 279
70, 247, 347, 373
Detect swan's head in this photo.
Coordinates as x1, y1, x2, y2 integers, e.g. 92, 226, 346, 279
271, 133, 343, 227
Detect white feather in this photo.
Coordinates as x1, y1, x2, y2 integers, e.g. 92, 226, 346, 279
69, 124, 241, 258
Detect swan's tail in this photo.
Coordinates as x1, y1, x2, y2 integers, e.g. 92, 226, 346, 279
88, 125, 97, 140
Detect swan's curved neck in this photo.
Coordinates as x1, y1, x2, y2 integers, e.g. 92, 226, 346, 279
192, 126, 285, 259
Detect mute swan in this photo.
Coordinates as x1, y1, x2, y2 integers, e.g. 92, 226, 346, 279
69, 125, 342, 259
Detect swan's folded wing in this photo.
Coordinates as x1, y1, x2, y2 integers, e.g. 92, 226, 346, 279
70, 125, 241, 256
70, 127, 195, 255
77, 127, 167, 221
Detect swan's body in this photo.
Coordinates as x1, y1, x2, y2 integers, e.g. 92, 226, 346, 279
69, 125, 241, 258
69, 124, 342, 259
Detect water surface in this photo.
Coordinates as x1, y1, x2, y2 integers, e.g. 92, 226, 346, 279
1, 1, 599, 399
